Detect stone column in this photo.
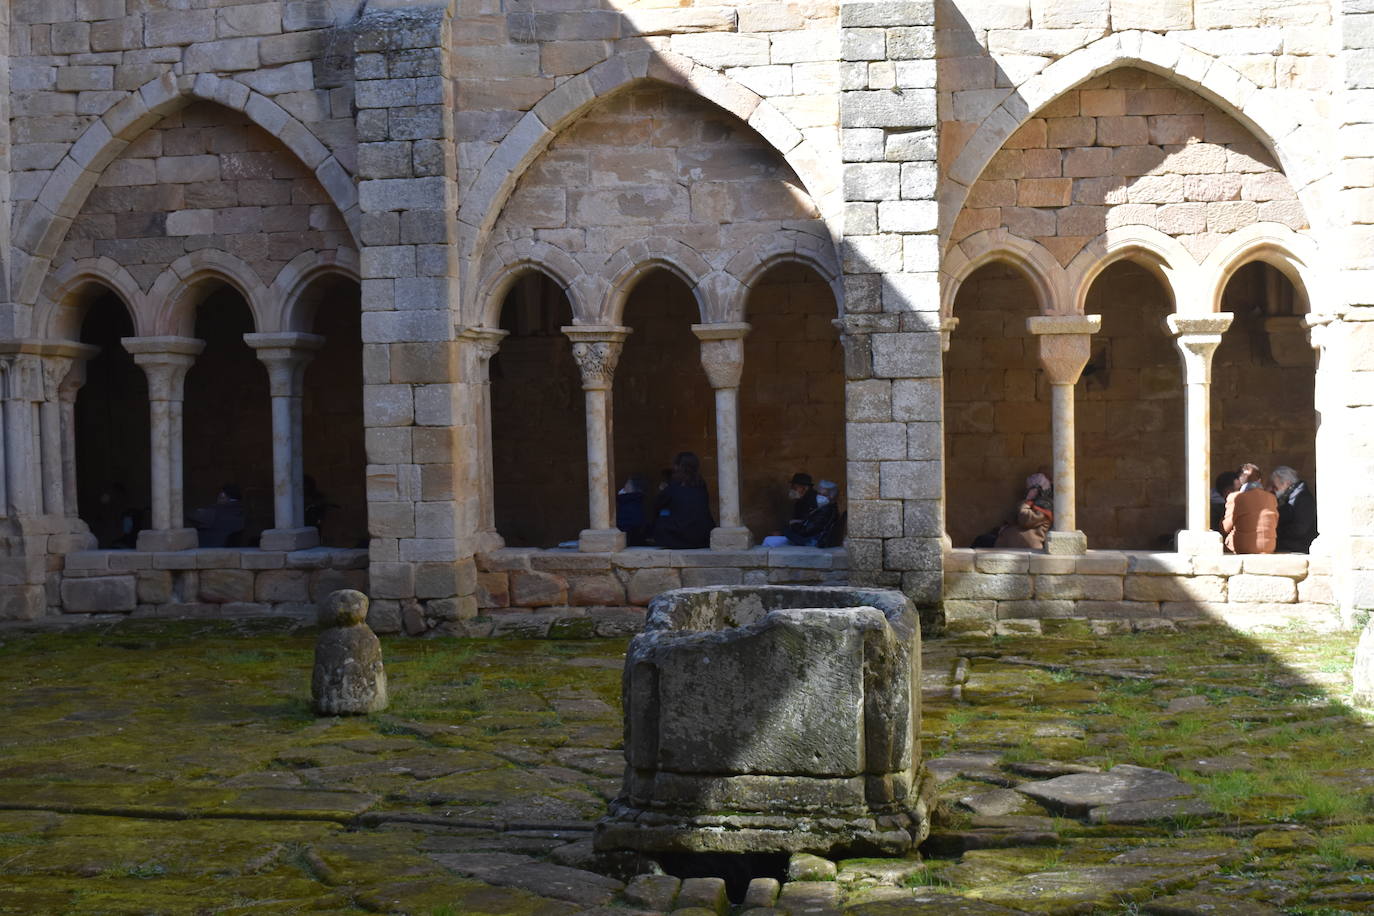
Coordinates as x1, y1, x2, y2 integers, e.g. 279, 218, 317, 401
245, 333, 325, 551
1166, 314, 1234, 555
458, 327, 508, 553
1, 356, 41, 518
939, 317, 958, 551
37, 355, 73, 517
563, 325, 630, 553
123, 336, 204, 552
692, 322, 752, 550
1027, 315, 1102, 555
57, 358, 88, 519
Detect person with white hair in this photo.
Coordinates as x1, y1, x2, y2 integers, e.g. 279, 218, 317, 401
1271, 465, 1318, 553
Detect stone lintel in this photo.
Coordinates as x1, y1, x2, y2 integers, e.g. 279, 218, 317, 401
243, 332, 326, 352
121, 336, 207, 359
690, 322, 752, 342
1026, 314, 1102, 337
1165, 313, 1233, 338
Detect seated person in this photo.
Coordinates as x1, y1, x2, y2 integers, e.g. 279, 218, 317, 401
1210, 470, 1239, 533
994, 473, 1054, 549
1222, 463, 1277, 554
616, 475, 649, 547
764, 479, 841, 547
788, 472, 818, 523
191, 483, 247, 548
1271, 465, 1318, 553
648, 452, 713, 549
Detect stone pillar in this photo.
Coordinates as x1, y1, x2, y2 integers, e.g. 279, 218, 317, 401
57, 357, 88, 519
1027, 315, 1101, 555
1, 355, 41, 517
563, 326, 630, 553
1165, 314, 1233, 555
458, 327, 508, 553
123, 336, 204, 552
938, 317, 958, 551
1307, 314, 1357, 624
245, 333, 325, 551
37, 355, 73, 517
692, 322, 751, 550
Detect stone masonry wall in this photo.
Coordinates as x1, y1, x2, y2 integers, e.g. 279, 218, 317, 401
944, 548, 1336, 636
54, 101, 352, 296
56, 547, 367, 621
952, 68, 1303, 265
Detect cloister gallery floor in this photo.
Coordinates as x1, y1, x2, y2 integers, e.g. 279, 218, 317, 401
0, 615, 1372, 915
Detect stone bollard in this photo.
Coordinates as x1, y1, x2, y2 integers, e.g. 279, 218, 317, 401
1354, 620, 1374, 708
312, 589, 388, 715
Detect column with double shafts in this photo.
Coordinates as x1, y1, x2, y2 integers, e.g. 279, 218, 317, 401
1165, 314, 1233, 555
123, 337, 204, 551
245, 333, 325, 550
563, 326, 631, 553
1027, 315, 1101, 555
692, 322, 752, 550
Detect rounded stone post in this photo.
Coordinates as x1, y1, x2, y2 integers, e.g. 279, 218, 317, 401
123, 337, 205, 552
1165, 314, 1233, 556
939, 316, 958, 551
245, 332, 326, 551
692, 322, 751, 551
57, 357, 89, 519
459, 327, 508, 553
563, 326, 631, 553
1027, 315, 1102, 555
1, 357, 42, 517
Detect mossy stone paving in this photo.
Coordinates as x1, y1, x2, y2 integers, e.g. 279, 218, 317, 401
1, 617, 1372, 914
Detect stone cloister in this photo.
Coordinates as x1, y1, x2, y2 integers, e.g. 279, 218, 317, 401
0, 0, 1367, 635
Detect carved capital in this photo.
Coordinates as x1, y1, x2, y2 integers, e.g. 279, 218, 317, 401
691, 322, 750, 390
40, 356, 73, 401
1027, 314, 1102, 386
1165, 313, 1232, 384
940, 316, 959, 353
563, 325, 631, 391
123, 336, 205, 402
458, 326, 508, 364
244, 332, 325, 398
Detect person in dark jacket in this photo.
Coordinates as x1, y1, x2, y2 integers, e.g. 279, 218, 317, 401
788, 472, 818, 522
1271, 465, 1318, 553
784, 479, 840, 547
191, 483, 246, 548
649, 452, 713, 549
616, 475, 649, 546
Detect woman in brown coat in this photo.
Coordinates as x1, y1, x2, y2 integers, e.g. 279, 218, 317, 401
1222, 463, 1277, 554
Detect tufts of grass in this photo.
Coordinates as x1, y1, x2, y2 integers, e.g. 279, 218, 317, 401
902, 867, 954, 889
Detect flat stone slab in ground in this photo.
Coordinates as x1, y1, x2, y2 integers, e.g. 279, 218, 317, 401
1015, 764, 1197, 817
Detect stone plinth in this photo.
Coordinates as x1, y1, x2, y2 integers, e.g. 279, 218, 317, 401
595, 585, 928, 857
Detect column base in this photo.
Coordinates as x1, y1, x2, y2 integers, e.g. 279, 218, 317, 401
1043, 530, 1087, 555
137, 528, 198, 552
260, 527, 320, 551
476, 529, 506, 554
579, 528, 626, 553
1174, 529, 1223, 556
710, 526, 753, 550
48, 531, 97, 553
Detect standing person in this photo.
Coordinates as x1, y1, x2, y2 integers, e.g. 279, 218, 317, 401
1222, 463, 1277, 554
994, 473, 1054, 549
649, 452, 714, 549
1271, 465, 1318, 553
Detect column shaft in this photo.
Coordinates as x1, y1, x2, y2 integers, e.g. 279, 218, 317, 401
564, 326, 630, 553
39, 400, 62, 514
125, 337, 204, 552
692, 322, 751, 551
245, 333, 324, 551
1049, 382, 1075, 532
1166, 314, 1232, 556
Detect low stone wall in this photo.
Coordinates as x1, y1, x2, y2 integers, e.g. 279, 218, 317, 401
944, 549, 1337, 635
465, 546, 849, 638
55, 548, 369, 623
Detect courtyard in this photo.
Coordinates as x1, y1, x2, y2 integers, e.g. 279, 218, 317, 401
1, 615, 1372, 915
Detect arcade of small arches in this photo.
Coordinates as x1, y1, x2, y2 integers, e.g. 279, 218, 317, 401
27, 255, 367, 557
475, 246, 846, 553
941, 223, 1321, 556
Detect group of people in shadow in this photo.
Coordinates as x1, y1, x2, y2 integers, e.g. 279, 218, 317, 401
615, 454, 842, 550
972, 462, 1318, 555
